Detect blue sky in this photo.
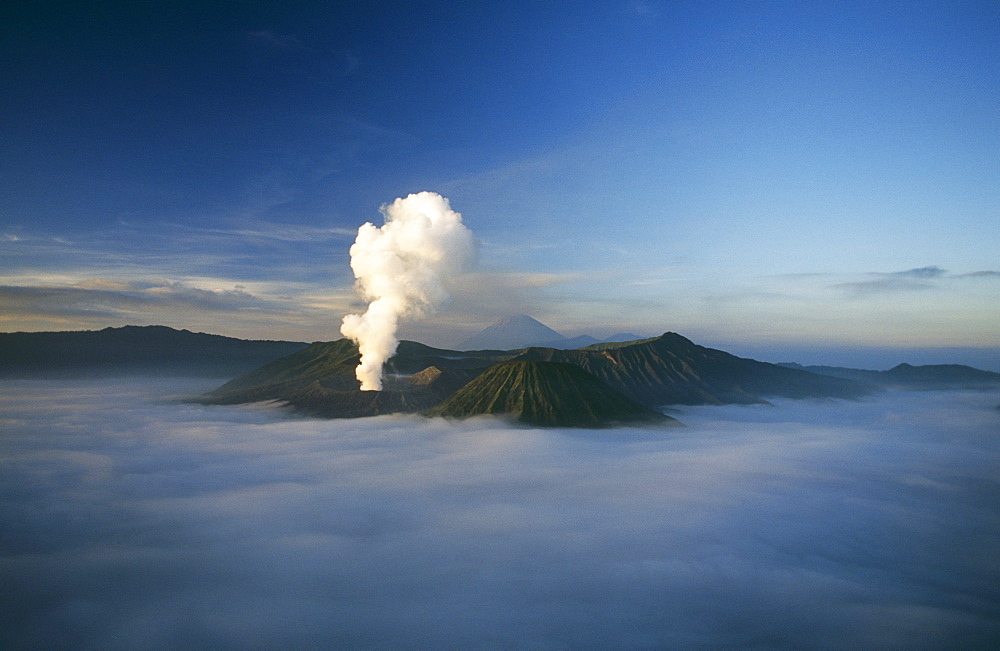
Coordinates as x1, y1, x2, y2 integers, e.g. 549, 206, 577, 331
2, 1, 998, 368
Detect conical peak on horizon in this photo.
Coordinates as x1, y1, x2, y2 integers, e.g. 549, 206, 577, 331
340, 192, 477, 391
458, 314, 563, 350
458, 314, 642, 351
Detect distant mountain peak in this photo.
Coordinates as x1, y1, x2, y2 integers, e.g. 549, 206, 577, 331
458, 315, 566, 351
496, 313, 541, 325
488, 314, 559, 333
457, 316, 657, 352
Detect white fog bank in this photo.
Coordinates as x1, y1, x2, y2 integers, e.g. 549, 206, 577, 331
1, 378, 998, 648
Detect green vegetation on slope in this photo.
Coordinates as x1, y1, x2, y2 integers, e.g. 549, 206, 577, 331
205, 339, 360, 402
428, 360, 676, 427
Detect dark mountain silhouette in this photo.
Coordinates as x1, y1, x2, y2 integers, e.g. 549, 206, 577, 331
780, 362, 1000, 389
0, 325, 307, 377
428, 361, 677, 427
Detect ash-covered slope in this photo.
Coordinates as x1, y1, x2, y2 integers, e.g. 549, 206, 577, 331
428, 361, 676, 427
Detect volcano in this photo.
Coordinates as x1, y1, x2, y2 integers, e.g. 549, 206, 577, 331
199, 332, 872, 425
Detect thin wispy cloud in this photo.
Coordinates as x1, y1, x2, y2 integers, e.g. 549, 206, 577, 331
835, 277, 938, 295
0, 220, 355, 286
245, 30, 306, 51
0, 282, 261, 318
0, 221, 357, 337
171, 221, 359, 244
0, 279, 353, 339
833, 265, 999, 296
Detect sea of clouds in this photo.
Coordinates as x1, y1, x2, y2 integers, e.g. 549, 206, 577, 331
1, 377, 998, 649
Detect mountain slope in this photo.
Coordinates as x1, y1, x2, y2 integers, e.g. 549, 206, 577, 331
0, 325, 308, 377
203, 338, 361, 403
428, 361, 677, 427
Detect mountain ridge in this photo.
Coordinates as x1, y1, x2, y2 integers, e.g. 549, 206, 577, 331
778, 361, 1000, 389
0, 325, 308, 377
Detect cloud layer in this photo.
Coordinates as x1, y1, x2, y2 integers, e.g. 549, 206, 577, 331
1, 379, 998, 648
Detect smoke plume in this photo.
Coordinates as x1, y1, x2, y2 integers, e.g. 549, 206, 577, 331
341, 192, 476, 390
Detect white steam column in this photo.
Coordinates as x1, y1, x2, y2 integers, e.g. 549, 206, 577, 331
341, 192, 476, 390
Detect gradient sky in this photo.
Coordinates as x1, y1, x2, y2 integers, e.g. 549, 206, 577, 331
2, 1, 998, 368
